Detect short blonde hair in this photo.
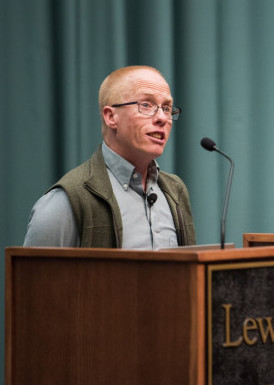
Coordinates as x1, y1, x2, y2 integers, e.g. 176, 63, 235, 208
99, 65, 165, 133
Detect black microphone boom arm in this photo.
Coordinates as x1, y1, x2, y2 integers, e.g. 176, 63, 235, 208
214, 147, 234, 249
201, 137, 234, 249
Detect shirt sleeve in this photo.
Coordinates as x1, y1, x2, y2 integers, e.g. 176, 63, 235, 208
23, 188, 80, 247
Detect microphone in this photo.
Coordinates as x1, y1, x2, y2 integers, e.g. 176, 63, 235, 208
201, 137, 234, 249
147, 193, 158, 207
201, 137, 217, 152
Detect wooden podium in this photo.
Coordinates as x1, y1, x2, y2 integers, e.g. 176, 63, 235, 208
243, 232, 274, 247
5, 246, 274, 385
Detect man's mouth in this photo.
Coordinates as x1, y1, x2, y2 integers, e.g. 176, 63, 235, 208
147, 132, 165, 140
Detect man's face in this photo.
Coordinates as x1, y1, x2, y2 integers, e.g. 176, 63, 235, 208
106, 69, 173, 169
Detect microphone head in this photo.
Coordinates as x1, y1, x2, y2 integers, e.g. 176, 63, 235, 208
147, 193, 158, 207
201, 137, 216, 152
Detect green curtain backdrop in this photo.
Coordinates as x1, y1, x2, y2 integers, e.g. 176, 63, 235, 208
2, 0, 274, 382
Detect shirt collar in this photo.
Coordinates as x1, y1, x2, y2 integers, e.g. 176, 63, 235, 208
102, 142, 159, 192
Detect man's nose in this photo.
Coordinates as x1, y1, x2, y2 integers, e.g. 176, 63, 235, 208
153, 107, 169, 123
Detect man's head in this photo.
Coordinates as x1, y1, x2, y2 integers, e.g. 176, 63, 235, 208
99, 66, 177, 171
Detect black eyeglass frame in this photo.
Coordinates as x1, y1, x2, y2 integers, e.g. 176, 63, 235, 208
111, 101, 181, 121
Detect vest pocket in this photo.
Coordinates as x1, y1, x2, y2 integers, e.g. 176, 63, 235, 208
81, 226, 116, 248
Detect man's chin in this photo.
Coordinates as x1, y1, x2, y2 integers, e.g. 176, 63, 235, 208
150, 146, 165, 159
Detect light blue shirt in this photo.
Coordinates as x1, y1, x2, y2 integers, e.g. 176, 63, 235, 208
24, 143, 178, 249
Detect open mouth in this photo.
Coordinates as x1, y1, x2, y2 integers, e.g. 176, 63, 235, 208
147, 132, 165, 140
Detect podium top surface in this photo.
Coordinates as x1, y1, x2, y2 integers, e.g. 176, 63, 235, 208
5, 245, 274, 264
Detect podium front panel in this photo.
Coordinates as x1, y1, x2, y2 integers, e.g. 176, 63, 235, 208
5, 248, 204, 385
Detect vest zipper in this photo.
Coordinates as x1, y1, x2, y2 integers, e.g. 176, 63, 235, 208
176, 204, 187, 246
84, 182, 121, 248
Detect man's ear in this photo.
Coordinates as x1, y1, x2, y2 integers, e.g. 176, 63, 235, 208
102, 106, 118, 129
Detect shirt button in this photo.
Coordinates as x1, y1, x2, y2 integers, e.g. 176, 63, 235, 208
123, 183, 128, 190
154, 226, 160, 233
132, 173, 138, 179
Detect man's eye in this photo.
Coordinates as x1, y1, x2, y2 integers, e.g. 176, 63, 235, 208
141, 102, 152, 109
162, 106, 171, 113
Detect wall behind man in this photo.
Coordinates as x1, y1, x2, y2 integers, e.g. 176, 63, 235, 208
2, 0, 274, 384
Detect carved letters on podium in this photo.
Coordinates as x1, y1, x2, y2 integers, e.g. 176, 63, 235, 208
208, 261, 274, 385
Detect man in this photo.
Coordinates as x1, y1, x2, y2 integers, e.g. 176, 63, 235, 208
24, 65, 196, 249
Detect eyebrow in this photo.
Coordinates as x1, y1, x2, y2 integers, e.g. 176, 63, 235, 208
138, 93, 173, 104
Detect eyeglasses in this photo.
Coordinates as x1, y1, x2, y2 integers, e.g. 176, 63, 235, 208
111, 101, 181, 121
